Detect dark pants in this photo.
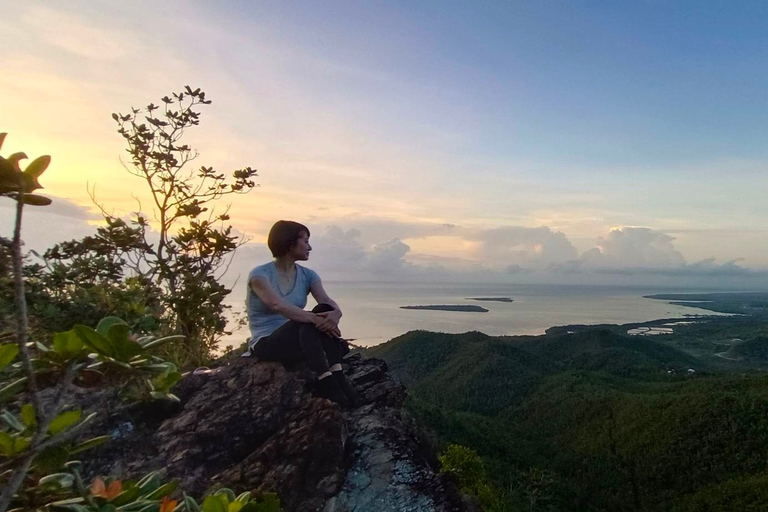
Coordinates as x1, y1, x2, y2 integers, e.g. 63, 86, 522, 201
253, 303, 345, 374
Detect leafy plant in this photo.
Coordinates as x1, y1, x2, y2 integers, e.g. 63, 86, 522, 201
439, 444, 504, 511
108, 86, 259, 366
0, 133, 280, 511
1, 88, 259, 368
46, 470, 281, 512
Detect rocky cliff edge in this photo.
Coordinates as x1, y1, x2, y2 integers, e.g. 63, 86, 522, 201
78, 354, 467, 512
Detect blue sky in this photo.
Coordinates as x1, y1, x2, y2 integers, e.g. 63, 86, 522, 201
1, 1, 767, 286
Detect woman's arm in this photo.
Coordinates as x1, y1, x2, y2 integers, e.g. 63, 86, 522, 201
310, 279, 342, 325
311, 280, 341, 314
250, 276, 334, 330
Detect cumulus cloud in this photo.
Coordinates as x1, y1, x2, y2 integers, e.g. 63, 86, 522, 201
366, 238, 411, 275
328, 217, 459, 247
543, 227, 764, 282
582, 227, 685, 268
214, 223, 768, 289
227, 226, 418, 282
309, 226, 368, 274
469, 226, 578, 267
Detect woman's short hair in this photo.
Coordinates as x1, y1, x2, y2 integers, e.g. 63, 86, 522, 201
268, 220, 310, 257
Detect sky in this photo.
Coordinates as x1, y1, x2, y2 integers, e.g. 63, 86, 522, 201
2, 0, 767, 288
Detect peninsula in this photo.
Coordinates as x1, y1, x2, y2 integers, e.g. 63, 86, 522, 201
466, 297, 514, 303
400, 305, 489, 313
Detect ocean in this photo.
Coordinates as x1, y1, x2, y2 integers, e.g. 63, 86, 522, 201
225, 281, 729, 349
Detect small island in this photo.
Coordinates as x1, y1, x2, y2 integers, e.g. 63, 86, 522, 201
466, 297, 514, 303
400, 305, 489, 313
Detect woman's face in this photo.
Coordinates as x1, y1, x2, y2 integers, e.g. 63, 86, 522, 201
291, 231, 312, 260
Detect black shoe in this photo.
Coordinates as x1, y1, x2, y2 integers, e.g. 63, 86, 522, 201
313, 375, 349, 406
333, 371, 359, 408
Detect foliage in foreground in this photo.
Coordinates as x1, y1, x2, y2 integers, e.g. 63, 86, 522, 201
0, 87, 259, 368
0, 134, 280, 511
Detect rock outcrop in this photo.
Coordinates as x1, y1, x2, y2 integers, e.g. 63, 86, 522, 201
79, 354, 466, 512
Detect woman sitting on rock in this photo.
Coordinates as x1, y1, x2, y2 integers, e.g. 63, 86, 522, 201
246, 220, 357, 407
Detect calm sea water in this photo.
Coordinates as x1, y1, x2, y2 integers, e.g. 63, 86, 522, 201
224, 281, 728, 348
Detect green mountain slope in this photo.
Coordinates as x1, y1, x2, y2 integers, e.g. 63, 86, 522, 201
728, 335, 768, 361
368, 328, 768, 511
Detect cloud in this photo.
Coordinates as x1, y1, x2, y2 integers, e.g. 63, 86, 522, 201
590, 258, 762, 278
37, 196, 101, 221
582, 227, 685, 268
308, 226, 368, 274
366, 238, 411, 276
328, 217, 460, 247
22, 5, 139, 61
226, 226, 418, 283
543, 227, 766, 282
469, 226, 578, 267
0, 196, 101, 252
311, 226, 417, 278
225, 223, 767, 288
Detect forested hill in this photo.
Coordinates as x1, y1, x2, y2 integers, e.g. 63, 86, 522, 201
367, 326, 768, 511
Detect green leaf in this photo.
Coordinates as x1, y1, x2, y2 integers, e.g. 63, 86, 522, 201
140, 335, 185, 350
70, 435, 111, 454
234, 493, 251, 505
0, 431, 14, 456
21, 155, 50, 192
38, 472, 75, 488
149, 391, 180, 402
1, 410, 26, 432
110, 485, 141, 507
184, 493, 201, 512
23, 154, 50, 178
142, 363, 178, 373
0, 344, 18, 370
116, 501, 155, 512
137, 471, 160, 493
107, 324, 142, 362
251, 494, 280, 512
7, 152, 27, 168
53, 330, 85, 359
34, 445, 69, 472
12, 436, 29, 454
48, 409, 82, 435
144, 480, 178, 500
214, 488, 235, 504
0, 377, 26, 403
202, 495, 228, 512
227, 503, 243, 512
20, 193, 52, 206
20, 403, 36, 428
48, 497, 86, 507
96, 316, 128, 337
151, 371, 182, 393
73, 325, 116, 358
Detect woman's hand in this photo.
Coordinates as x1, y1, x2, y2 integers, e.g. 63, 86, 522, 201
317, 309, 342, 324
312, 314, 341, 338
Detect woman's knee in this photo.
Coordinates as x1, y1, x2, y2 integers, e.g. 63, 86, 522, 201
312, 303, 335, 313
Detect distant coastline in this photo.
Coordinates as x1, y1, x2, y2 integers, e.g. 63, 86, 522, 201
644, 291, 768, 317
400, 305, 489, 313
466, 297, 514, 303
